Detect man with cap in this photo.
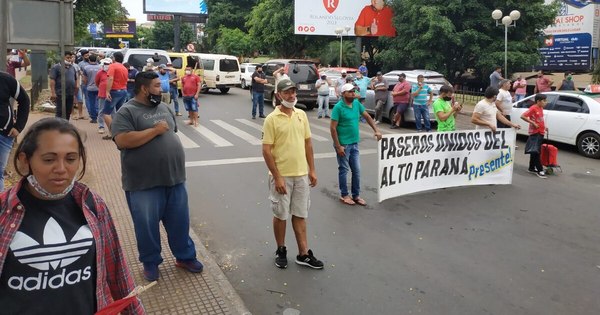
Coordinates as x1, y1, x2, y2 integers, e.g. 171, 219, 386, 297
390, 73, 411, 129
315, 73, 333, 118
262, 78, 324, 270
143, 58, 155, 72
251, 65, 267, 119
331, 83, 382, 206
370, 71, 389, 124
156, 64, 172, 105
102, 51, 128, 139
335, 70, 348, 98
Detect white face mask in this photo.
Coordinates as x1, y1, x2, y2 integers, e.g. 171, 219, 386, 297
64, 60, 71, 66
281, 98, 297, 109
102, 65, 109, 71
27, 174, 75, 200
185, 70, 191, 75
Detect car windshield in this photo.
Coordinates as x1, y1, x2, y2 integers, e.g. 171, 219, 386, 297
220, 59, 239, 72
423, 76, 449, 85
129, 54, 169, 70
248, 66, 256, 73
288, 63, 318, 84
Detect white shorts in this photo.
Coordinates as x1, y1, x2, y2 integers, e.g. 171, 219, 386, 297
268, 175, 310, 220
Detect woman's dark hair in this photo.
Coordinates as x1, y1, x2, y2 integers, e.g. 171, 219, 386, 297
13, 118, 87, 179
134, 71, 159, 95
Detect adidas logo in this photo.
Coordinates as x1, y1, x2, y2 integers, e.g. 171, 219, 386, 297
7, 217, 93, 291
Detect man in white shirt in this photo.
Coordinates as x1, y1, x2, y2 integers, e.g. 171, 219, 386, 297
315, 74, 332, 118
495, 79, 514, 128
472, 86, 520, 132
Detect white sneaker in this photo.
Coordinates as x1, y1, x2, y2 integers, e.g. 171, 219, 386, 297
375, 121, 381, 125
98, 128, 105, 134
536, 171, 547, 179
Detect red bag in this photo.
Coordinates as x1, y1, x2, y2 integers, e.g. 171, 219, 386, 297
541, 144, 558, 167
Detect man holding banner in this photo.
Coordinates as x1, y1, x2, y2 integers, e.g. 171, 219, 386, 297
331, 84, 382, 206
472, 86, 520, 132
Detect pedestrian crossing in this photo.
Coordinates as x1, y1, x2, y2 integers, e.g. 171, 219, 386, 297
175, 116, 385, 149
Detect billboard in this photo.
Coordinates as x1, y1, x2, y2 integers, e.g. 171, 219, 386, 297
104, 20, 136, 38
295, 0, 396, 37
144, 0, 208, 16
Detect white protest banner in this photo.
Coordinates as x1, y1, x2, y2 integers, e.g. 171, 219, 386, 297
378, 129, 516, 202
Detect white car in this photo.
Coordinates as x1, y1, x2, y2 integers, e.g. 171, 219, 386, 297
240, 63, 261, 89
510, 91, 600, 159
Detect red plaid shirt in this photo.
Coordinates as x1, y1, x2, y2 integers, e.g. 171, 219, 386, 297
0, 179, 145, 314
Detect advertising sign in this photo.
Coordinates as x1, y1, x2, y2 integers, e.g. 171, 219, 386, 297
295, 0, 396, 37
144, 0, 208, 16
378, 130, 516, 202
104, 20, 136, 38
538, 33, 592, 70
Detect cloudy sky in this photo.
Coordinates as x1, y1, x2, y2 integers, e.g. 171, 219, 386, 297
121, 0, 147, 23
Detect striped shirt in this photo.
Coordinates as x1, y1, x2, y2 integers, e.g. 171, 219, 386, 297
411, 83, 432, 105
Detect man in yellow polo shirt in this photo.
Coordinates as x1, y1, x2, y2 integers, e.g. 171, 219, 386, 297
262, 78, 324, 270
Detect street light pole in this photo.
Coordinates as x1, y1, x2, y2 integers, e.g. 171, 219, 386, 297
334, 26, 351, 67
492, 9, 521, 76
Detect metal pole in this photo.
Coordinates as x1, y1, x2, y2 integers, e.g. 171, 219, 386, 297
339, 34, 343, 67
504, 23, 508, 77
59, 0, 66, 119
174, 15, 181, 52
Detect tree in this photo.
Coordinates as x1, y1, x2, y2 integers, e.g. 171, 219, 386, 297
73, 0, 128, 42
382, 0, 559, 82
150, 22, 195, 51
320, 41, 361, 68
204, 0, 257, 51
215, 27, 254, 57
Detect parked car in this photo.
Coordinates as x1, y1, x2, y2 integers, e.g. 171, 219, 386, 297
240, 63, 261, 89
121, 48, 171, 72
262, 59, 319, 110
510, 91, 600, 159
194, 53, 241, 94
318, 67, 359, 106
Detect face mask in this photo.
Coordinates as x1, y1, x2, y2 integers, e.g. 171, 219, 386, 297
148, 92, 162, 106
257, 69, 263, 73
64, 60, 71, 66
567, 76, 572, 81
185, 70, 192, 75
147, 62, 152, 66
281, 98, 297, 109
129, 66, 134, 70
27, 174, 75, 200
341, 74, 346, 78
443, 96, 452, 101
102, 65, 109, 71
321, 76, 326, 80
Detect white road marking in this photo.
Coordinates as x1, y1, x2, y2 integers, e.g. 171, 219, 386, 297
185, 149, 377, 168
193, 124, 234, 147
176, 131, 200, 149
212, 119, 262, 145
238, 118, 330, 142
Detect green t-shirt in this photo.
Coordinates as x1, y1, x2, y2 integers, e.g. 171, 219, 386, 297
432, 98, 455, 132
331, 98, 365, 145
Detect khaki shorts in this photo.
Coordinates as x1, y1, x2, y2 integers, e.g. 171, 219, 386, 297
268, 175, 310, 220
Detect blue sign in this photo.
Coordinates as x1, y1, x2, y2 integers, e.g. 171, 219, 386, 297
537, 33, 592, 71
562, 0, 600, 8
89, 23, 97, 36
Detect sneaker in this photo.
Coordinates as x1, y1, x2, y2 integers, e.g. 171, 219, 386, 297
527, 169, 537, 174
176, 112, 183, 116
275, 246, 288, 269
325, 115, 330, 119
143, 263, 159, 281
374, 121, 381, 125
259, 115, 266, 118
98, 128, 105, 134
252, 116, 256, 119
90, 119, 97, 123
537, 171, 548, 179
317, 116, 323, 119
175, 259, 204, 273
390, 125, 399, 129
295, 249, 324, 269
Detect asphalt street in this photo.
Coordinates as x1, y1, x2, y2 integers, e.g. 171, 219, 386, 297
174, 88, 599, 315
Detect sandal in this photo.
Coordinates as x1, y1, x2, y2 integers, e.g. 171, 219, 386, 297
102, 135, 112, 140
340, 196, 355, 205
353, 197, 367, 206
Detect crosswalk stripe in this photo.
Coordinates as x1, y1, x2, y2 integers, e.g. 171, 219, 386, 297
193, 124, 234, 147
310, 122, 373, 139
237, 118, 330, 142
176, 131, 200, 149
211, 119, 262, 145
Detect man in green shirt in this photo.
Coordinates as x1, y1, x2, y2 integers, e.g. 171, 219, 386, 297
432, 85, 462, 132
330, 83, 382, 206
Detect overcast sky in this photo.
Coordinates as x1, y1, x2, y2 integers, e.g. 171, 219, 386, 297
121, 0, 147, 23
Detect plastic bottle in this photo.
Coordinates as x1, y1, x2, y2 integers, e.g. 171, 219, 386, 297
370, 19, 378, 35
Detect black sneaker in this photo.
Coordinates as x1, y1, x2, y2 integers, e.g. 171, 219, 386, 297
275, 246, 288, 269
527, 169, 537, 174
295, 249, 324, 269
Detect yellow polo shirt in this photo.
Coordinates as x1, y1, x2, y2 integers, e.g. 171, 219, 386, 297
262, 106, 312, 176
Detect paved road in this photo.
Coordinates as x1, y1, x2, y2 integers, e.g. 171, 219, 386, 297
175, 88, 599, 315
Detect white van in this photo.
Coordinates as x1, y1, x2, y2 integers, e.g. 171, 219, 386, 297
121, 48, 171, 71
192, 53, 241, 94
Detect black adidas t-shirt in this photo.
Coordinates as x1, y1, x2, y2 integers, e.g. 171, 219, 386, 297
0, 186, 97, 314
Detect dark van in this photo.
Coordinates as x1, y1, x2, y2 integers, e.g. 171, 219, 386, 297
262, 59, 319, 110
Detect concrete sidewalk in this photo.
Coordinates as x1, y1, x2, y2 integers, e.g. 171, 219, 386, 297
22, 112, 250, 315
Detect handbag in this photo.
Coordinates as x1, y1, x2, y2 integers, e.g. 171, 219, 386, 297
525, 134, 543, 154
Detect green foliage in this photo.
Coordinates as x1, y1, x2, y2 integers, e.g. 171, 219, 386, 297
204, 0, 257, 51
73, 0, 128, 42
215, 27, 254, 57
383, 0, 559, 80
150, 22, 195, 51
592, 62, 600, 84
320, 40, 361, 68
128, 27, 153, 49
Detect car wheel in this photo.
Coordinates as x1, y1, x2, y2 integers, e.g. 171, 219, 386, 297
220, 88, 230, 94
241, 79, 247, 89
577, 132, 600, 159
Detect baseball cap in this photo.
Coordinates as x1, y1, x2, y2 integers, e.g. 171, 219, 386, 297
277, 79, 296, 91
100, 58, 112, 65
341, 83, 356, 93
377, 71, 383, 76
341, 70, 347, 74
158, 64, 167, 69
146, 57, 154, 63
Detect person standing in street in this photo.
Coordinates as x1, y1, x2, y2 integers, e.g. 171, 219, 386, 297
95, 58, 111, 135
330, 84, 382, 206
102, 51, 128, 139
82, 54, 101, 124
74, 50, 91, 121
181, 66, 202, 127
5, 49, 30, 78
262, 78, 324, 270
49, 51, 78, 120
433, 85, 462, 132
390, 73, 411, 129
411, 74, 433, 132
354, 71, 370, 104
557, 72, 577, 91
111, 71, 204, 281
489, 66, 504, 88
472, 86, 520, 132
521, 94, 548, 179
156, 64, 171, 105
495, 79, 514, 128
167, 63, 181, 116
534, 71, 553, 93
358, 61, 368, 75
315, 74, 332, 118
335, 70, 348, 98
513, 75, 527, 101
125, 62, 139, 101
0, 71, 30, 191
370, 71, 388, 124
251, 65, 267, 119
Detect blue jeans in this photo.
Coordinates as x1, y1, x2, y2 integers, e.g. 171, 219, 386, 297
515, 94, 525, 101
125, 183, 197, 265
170, 87, 180, 113
127, 89, 135, 101
335, 143, 361, 198
183, 96, 198, 112
102, 89, 127, 115
86, 90, 98, 120
317, 94, 329, 117
252, 91, 264, 117
414, 104, 431, 131
0, 135, 14, 192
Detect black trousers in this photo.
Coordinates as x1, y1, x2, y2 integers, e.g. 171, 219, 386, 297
55, 94, 74, 120
497, 114, 511, 128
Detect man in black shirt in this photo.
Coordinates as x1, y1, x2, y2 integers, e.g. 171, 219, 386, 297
0, 71, 30, 191
251, 65, 267, 119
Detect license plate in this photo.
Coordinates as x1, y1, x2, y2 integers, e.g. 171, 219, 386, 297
299, 84, 309, 90
225, 75, 235, 78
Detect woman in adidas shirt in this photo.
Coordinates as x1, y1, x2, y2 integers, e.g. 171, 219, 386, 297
0, 118, 144, 314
